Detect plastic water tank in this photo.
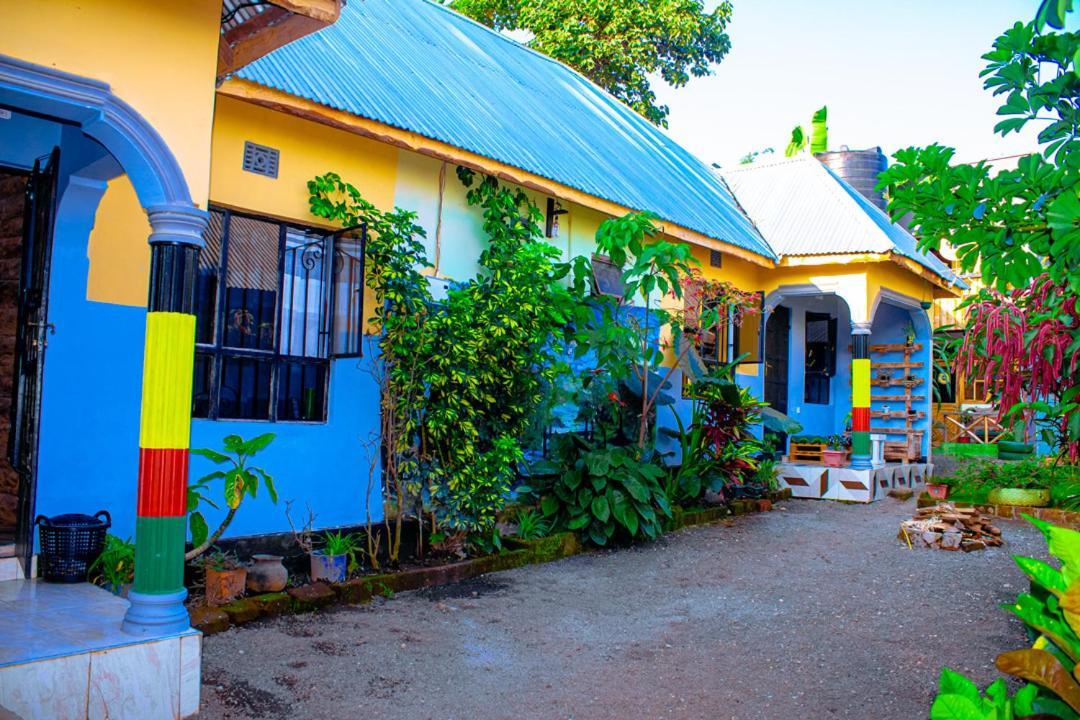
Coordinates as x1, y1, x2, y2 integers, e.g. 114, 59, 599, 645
816, 146, 889, 211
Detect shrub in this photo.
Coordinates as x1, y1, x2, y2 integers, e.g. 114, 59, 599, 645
930, 515, 1080, 718
88, 534, 135, 593
521, 437, 671, 546
941, 459, 1079, 505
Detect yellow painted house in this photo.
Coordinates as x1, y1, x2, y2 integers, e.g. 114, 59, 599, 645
0, 1, 962, 717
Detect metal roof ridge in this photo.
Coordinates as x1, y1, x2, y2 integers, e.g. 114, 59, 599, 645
418, 0, 641, 98
806, 159, 893, 254
720, 155, 817, 174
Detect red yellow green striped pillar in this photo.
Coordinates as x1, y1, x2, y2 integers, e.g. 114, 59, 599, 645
850, 323, 872, 470
123, 204, 206, 636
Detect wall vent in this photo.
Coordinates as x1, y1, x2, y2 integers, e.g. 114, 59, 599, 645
242, 141, 279, 178
709, 249, 723, 268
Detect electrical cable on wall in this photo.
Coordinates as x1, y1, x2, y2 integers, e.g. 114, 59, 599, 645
433, 161, 446, 276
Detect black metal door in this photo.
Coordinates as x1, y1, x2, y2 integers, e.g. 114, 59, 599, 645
764, 305, 790, 414
10, 148, 59, 574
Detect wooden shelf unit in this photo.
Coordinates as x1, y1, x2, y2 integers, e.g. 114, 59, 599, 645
867, 341, 926, 463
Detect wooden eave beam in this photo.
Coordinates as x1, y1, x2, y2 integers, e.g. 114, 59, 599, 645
215, 79, 777, 268
217, 1, 341, 77
777, 251, 963, 297
267, 0, 341, 23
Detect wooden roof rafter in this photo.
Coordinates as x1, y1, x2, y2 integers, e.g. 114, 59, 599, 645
218, 0, 341, 78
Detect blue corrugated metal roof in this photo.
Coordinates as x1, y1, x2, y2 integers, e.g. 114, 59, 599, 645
233, 0, 776, 260
722, 157, 965, 287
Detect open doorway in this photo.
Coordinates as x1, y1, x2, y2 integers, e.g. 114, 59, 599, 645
763, 305, 791, 454
0, 150, 58, 575
0, 167, 26, 547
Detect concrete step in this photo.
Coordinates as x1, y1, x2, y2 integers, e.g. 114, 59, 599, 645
0, 554, 21, 582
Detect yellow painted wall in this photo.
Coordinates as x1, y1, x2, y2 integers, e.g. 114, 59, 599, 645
3, 0, 221, 203
866, 263, 936, 315
210, 96, 399, 226
86, 176, 151, 306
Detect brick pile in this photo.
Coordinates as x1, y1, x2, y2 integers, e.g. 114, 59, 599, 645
899, 503, 1004, 551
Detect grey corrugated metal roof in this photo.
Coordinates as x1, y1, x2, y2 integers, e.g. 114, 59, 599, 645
721, 157, 964, 286
232, 0, 775, 260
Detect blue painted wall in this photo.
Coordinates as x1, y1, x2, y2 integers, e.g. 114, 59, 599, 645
189, 343, 383, 538
31, 163, 385, 542
0, 110, 62, 170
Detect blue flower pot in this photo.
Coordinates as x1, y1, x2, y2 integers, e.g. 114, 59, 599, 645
309, 551, 348, 583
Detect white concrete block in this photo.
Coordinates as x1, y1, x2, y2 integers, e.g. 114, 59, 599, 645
88, 638, 180, 720
179, 633, 201, 719
0, 652, 90, 719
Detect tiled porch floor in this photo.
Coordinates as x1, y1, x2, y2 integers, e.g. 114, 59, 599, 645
0, 580, 201, 719
0, 581, 140, 667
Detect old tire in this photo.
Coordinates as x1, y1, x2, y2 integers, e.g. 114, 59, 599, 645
988, 487, 1050, 507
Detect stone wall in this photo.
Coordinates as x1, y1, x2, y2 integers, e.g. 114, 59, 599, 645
0, 171, 25, 534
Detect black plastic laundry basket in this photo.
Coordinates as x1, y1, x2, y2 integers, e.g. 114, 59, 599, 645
36, 511, 111, 583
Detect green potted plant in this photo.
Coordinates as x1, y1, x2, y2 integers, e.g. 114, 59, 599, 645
88, 534, 135, 596
904, 322, 916, 347
202, 548, 246, 606
310, 530, 361, 583
187, 433, 277, 562
822, 435, 848, 468
986, 459, 1051, 507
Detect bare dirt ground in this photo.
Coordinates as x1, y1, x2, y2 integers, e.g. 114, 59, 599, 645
199, 497, 1045, 720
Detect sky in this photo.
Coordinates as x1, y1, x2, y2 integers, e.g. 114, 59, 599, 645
654, 0, 1051, 169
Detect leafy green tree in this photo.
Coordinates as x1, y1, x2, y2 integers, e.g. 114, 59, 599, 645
877, 3, 1080, 457
448, 0, 734, 127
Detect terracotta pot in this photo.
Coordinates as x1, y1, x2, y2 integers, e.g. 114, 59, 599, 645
205, 566, 247, 606
246, 554, 288, 593
926, 483, 949, 500
822, 449, 847, 468
310, 551, 348, 583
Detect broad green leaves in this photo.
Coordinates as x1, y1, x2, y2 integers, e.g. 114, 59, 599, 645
810, 106, 829, 154
311, 168, 586, 543
186, 433, 277, 560
784, 125, 806, 158
878, 6, 1080, 458
1037, 0, 1075, 29
532, 440, 672, 546
189, 512, 209, 551
783, 106, 827, 157
929, 669, 1037, 720
930, 513, 1080, 719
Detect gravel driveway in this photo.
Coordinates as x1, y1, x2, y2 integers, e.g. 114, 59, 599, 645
199, 497, 1045, 720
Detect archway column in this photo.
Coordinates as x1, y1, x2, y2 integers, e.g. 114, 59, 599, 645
851, 321, 873, 470
122, 202, 206, 636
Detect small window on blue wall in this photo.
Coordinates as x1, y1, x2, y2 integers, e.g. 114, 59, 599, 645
804, 312, 836, 405
192, 209, 366, 422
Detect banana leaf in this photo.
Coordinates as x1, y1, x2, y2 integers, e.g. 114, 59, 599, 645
810, 106, 828, 154
760, 405, 803, 434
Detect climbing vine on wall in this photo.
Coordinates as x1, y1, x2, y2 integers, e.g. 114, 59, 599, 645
307, 169, 581, 549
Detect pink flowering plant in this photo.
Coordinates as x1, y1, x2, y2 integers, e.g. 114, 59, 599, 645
879, 1, 1080, 460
